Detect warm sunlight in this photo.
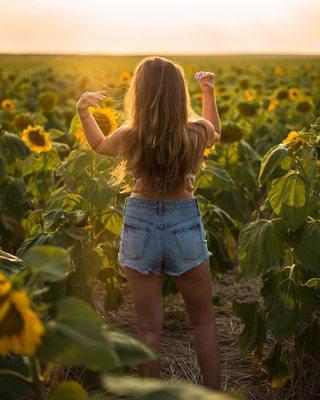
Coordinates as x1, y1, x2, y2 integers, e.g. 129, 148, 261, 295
1, 0, 319, 54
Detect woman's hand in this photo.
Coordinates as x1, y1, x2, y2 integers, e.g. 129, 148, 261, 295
76, 91, 106, 117
194, 71, 215, 94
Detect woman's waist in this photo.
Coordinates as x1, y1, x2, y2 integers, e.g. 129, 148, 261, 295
122, 196, 202, 229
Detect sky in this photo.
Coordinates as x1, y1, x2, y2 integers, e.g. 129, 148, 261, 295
1, 0, 319, 54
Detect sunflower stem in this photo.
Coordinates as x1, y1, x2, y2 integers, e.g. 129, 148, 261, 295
29, 357, 44, 400
0, 369, 32, 384
89, 151, 96, 244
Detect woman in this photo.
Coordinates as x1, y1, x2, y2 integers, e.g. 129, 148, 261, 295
76, 56, 221, 391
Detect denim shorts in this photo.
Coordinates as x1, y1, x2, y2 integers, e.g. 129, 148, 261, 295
117, 196, 213, 277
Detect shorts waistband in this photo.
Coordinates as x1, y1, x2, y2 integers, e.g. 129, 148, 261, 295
124, 196, 199, 209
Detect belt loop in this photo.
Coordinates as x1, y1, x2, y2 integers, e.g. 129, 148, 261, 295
195, 197, 201, 216
123, 198, 127, 214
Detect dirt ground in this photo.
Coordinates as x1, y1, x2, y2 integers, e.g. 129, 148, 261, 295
103, 269, 320, 400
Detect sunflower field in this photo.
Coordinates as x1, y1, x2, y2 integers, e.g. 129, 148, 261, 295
0, 54, 319, 399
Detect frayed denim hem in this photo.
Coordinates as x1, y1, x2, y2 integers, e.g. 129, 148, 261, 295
118, 258, 163, 277
165, 252, 212, 277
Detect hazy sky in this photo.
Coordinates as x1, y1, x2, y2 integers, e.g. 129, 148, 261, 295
1, 0, 319, 54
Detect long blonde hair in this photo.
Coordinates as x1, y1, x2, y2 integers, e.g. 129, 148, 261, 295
108, 56, 203, 198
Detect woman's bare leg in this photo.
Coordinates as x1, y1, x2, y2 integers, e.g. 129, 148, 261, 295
123, 266, 164, 378
171, 260, 220, 391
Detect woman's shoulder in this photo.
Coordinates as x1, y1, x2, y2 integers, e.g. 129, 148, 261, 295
188, 117, 215, 149
188, 117, 214, 133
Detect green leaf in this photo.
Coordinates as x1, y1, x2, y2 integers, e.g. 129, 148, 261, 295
261, 268, 320, 340
294, 219, 320, 273
233, 300, 266, 354
22, 245, 71, 281
106, 328, 158, 368
295, 318, 320, 362
101, 208, 123, 235
238, 139, 262, 162
258, 144, 294, 186
196, 161, 234, 191
237, 219, 289, 279
48, 381, 88, 400
48, 128, 66, 140
69, 114, 81, 135
262, 343, 292, 388
101, 374, 242, 400
0, 132, 30, 160
279, 199, 315, 232
299, 147, 317, 183
0, 250, 24, 275
37, 297, 155, 371
268, 171, 307, 214
71, 246, 103, 285
0, 355, 33, 400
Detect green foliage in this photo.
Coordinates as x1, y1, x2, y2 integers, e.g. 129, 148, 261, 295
101, 374, 243, 400
23, 245, 71, 282
37, 296, 156, 370
237, 218, 289, 279
233, 300, 266, 354
261, 268, 320, 340
262, 343, 292, 388
234, 119, 320, 386
48, 381, 88, 400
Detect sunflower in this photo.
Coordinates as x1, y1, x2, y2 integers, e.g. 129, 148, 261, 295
275, 66, 283, 76
118, 71, 132, 84
0, 273, 45, 356
296, 100, 313, 114
276, 89, 289, 101
237, 101, 259, 117
244, 90, 255, 101
289, 88, 299, 100
21, 125, 52, 153
282, 130, 312, 152
204, 144, 216, 157
13, 112, 34, 131
220, 122, 244, 143
1, 99, 14, 113
282, 131, 298, 143
267, 101, 276, 112
38, 91, 58, 111
74, 107, 119, 144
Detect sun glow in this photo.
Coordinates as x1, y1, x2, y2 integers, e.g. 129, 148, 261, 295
0, 0, 319, 54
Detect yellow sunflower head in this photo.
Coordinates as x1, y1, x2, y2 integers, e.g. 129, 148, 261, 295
21, 125, 52, 153
289, 88, 299, 100
1, 99, 15, 113
73, 107, 118, 145
267, 101, 276, 112
0, 273, 44, 356
38, 91, 59, 112
13, 112, 34, 131
118, 71, 132, 84
282, 131, 299, 143
204, 144, 216, 157
296, 99, 313, 114
91, 106, 119, 135
244, 90, 255, 101
282, 130, 312, 152
276, 89, 289, 101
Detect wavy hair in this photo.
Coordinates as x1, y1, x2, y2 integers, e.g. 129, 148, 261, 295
108, 56, 203, 198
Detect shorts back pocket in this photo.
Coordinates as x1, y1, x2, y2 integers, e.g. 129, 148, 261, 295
122, 222, 150, 260
172, 222, 204, 261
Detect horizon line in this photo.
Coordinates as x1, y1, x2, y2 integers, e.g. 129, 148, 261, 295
0, 51, 320, 57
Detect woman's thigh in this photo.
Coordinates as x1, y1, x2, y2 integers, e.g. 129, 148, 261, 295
170, 259, 214, 325
123, 266, 165, 332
